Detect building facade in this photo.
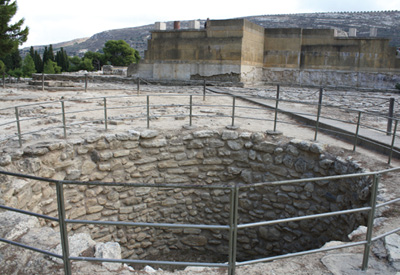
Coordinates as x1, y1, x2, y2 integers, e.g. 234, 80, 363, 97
132, 19, 400, 89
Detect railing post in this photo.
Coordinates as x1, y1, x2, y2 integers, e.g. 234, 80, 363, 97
386, 97, 395, 136
228, 185, 239, 275
353, 111, 362, 152
189, 95, 193, 126
15, 107, 22, 147
203, 80, 206, 101
61, 101, 67, 139
137, 77, 140, 95
55, 181, 72, 275
362, 173, 380, 271
273, 84, 280, 132
146, 95, 150, 129
231, 96, 236, 127
42, 73, 45, 91
388, 119, 398, 165
314, 87, 323, 141
104, 97, 108, 131
84, 74, 88, 92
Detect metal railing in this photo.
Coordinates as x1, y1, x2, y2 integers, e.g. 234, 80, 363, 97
0, 84, 399, 163
0, 167, 399, 274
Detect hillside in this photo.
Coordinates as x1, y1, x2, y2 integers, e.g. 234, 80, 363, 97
22, 11, 400, 58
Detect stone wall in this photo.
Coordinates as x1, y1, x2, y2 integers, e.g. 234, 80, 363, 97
263, 68, 400, 89
0, 129, 370, 262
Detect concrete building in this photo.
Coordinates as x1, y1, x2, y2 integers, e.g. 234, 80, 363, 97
131, 19, 400, 89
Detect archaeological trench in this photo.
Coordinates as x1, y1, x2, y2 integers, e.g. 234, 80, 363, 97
0, 127, 371, 267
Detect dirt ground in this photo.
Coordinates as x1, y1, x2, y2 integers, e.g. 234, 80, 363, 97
0, 81, 399, 274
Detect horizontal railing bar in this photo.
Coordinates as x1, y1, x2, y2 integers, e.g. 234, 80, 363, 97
0, 237, 62, 259
240, 167, 400, 189
70, 256, 229, 268
236, 240, 367, 266
66, 219, 229, 230
0, 204, 59, 222
377, 198, 400, 208
371, 227, 400, 242
0, 169, 234, 189
237, 206, 371, 229
0, 120, 17, 127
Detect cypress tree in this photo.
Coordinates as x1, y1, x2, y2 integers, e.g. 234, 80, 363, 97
42, 46, 48, 65
33, 50, 42, 73
48, 44, 55, 61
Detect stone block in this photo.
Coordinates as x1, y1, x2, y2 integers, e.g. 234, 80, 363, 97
181, 235, 208, 246
113, 150, 130, 158
95, 242, 122, 271
140, 139, 167, 148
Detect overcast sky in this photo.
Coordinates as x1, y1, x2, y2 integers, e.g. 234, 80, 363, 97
14, 0, 400, 48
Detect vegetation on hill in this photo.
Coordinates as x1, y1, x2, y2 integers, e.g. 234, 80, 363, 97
1, 40, 140, 77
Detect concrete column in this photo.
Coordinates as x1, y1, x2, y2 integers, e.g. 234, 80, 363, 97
349, 28, 357, 37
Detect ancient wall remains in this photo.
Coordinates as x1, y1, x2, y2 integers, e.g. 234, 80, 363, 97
136, 19, 400, 89
0, 129, 369, 261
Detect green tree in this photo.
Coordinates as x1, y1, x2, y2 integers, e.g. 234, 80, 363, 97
103, 40, 140, 66
0, 0, 29, 58
79, 57, 94, 71
84, 51, 104, 70
22, 54, 35, 76
68, 56, 81, 72
43, 59, 61, 74
7, 67, 22, 78
33, 50, 42, 73
0, 46, 21, 72
55, 47, 69, 72
48, 44, 54, 62
0, 60, 5, 73
42, 46, 49, 65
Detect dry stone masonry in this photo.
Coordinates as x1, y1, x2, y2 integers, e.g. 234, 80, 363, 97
0, 129, 370, 262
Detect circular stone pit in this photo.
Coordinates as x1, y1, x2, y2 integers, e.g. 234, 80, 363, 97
0, 128, 371, 267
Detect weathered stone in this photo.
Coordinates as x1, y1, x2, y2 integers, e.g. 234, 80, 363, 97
135, 156, 157, 165
113, 150, 130, 158
87, 205, 104, 214
310, 143, 324, 153
86, 135, 102, 143
116, 133, 130, 141
52, 233, 96, 263
253, 141, 275, 153
99, 151, 113, 161
385, 233, 400, 270
158, 160, 179, 168
23, 158, 42, 173
140, 139, 167, 148
259, 226, 281, 241
227, 140, 243, 151
222, 130, 239, 140
193, 130, 215, 138
294, 158, 308, 173
140, 130, 159, 139
208, 139, 225, 148
95, 242, 122, 271
181, 235, 208, 246
293, 200, 311, 209
0, 154, 11, 166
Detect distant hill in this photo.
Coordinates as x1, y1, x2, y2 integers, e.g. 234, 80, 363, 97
21, 11, 400, 59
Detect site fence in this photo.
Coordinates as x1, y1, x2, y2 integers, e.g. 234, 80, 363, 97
0, 167, 399, 275
0, 84, 399, 163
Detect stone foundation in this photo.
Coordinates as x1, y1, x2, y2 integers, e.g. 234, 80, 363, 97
0, 129, 370, 262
